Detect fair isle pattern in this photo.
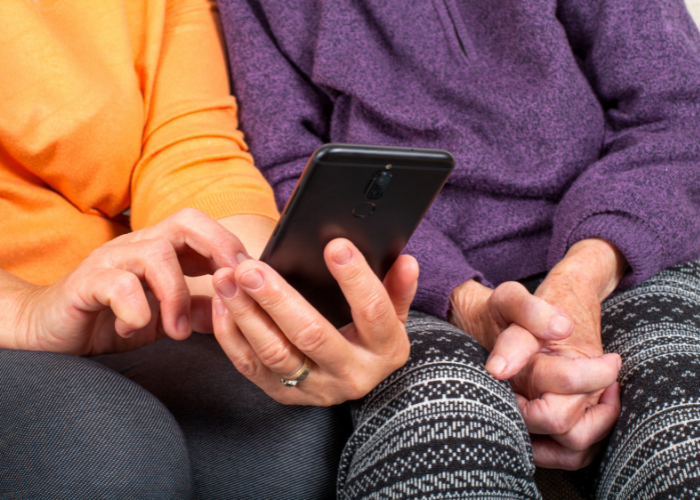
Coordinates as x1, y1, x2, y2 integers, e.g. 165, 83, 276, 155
596, 260, 700, 499
337, 313, 540, 500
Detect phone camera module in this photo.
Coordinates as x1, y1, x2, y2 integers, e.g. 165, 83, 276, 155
365, 171, 392, 200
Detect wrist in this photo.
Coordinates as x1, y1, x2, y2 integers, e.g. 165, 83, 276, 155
0, 272, 43, 351
448, 279, 495, 350
552, 239, 628, 301
216, 214, 276, 259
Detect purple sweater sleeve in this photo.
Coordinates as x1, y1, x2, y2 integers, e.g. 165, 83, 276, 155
403, 221, 486, 318
219, 0, 480, 318
550, 0, 700, 286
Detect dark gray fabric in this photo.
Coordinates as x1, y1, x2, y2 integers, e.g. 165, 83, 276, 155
0, 350, 193, 500
93, 332, 352, 500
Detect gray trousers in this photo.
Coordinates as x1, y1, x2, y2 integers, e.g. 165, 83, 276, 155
2, 259, 700, 499
0, 333, 351, 499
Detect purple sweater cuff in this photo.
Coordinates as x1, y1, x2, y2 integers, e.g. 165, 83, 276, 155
410, 259, 484, 320
404, 219, 489, 320
551, 212, 663, 289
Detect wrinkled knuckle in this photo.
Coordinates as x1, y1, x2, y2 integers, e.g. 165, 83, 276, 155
112, 273, 142, 298
545, 415, 569, 435
233, 351, 261, 379
257, 342, 291, 371
358, 294, 392, 325
294, 319, 327, 355
146, 238, 175, 262
255, 282, 286, 311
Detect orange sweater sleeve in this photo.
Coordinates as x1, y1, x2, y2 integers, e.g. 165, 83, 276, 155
129, 0, 279, 229
0, 0, 277, 285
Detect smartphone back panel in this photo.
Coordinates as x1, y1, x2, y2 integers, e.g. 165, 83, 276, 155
261, 144, 454, 327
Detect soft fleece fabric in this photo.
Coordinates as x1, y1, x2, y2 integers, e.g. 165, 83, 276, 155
0, 0, 278, 285
220, 0, 700, 319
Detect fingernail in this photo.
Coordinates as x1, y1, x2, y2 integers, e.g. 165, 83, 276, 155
617, 357, 622, 371
177, 315, 190, 335
236, 252, 249, 264
213, 297, 225, 316
215, 277, 238, 298
123, 330, 135, 338
332, 246, 352, 265
238, 269, 264, 290
550, 315, 573, 337
486, 354, 507, 376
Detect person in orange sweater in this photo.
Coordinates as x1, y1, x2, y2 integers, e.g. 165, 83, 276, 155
0, 0, 426, 497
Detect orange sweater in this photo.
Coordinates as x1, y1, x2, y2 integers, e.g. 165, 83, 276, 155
0, 0, 278, 286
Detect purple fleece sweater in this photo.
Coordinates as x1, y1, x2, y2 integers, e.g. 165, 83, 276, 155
219, 0, 700, 319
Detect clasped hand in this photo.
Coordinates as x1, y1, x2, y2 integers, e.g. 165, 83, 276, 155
449, 239, 627, 470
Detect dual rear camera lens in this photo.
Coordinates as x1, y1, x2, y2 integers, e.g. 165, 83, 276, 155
365, 171, 392, 200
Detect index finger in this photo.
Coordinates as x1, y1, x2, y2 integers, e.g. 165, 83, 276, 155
112, 208, 246, 273
231, 259, 355, 373
531, 353, 621, 395
490, 281, 574, 341
517, 391, 592, 435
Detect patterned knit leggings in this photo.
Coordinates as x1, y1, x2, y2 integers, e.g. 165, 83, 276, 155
339, 259, 700, 499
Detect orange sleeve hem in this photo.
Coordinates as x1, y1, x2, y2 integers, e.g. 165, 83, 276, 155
143, 190, 280, 228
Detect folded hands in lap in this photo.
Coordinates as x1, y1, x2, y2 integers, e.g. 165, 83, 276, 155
449, 238, 627, 470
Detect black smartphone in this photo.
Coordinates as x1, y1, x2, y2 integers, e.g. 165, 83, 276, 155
260, 144, 454, 327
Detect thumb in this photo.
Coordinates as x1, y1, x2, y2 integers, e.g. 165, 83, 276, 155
383, 255, 419, 324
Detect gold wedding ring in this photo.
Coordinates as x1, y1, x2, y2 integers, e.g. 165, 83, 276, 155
280, 357, 310, 388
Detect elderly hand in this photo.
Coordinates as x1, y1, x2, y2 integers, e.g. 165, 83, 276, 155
511, 238, 627, 470
448, 278, 577, 380
211, 238, 418, 406
10, 209, 248, 356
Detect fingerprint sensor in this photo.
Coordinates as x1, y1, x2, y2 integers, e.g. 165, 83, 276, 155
352, 202, 375, 218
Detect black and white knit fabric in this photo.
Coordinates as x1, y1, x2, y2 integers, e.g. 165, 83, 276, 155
338, 312, 540, 499
594, 260, 700, 499
338, 259, 700, 500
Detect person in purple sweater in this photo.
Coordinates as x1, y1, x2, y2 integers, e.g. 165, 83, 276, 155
209, 0, 700, 497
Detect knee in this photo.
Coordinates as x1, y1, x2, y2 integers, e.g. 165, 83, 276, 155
0, 350, 192, 499
353, 311, 530, 456
339, 313, 537, 498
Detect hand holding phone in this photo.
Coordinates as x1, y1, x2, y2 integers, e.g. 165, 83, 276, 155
212, 237, 419, 405
261, 144, 454, 327
210, 144, 452, 405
